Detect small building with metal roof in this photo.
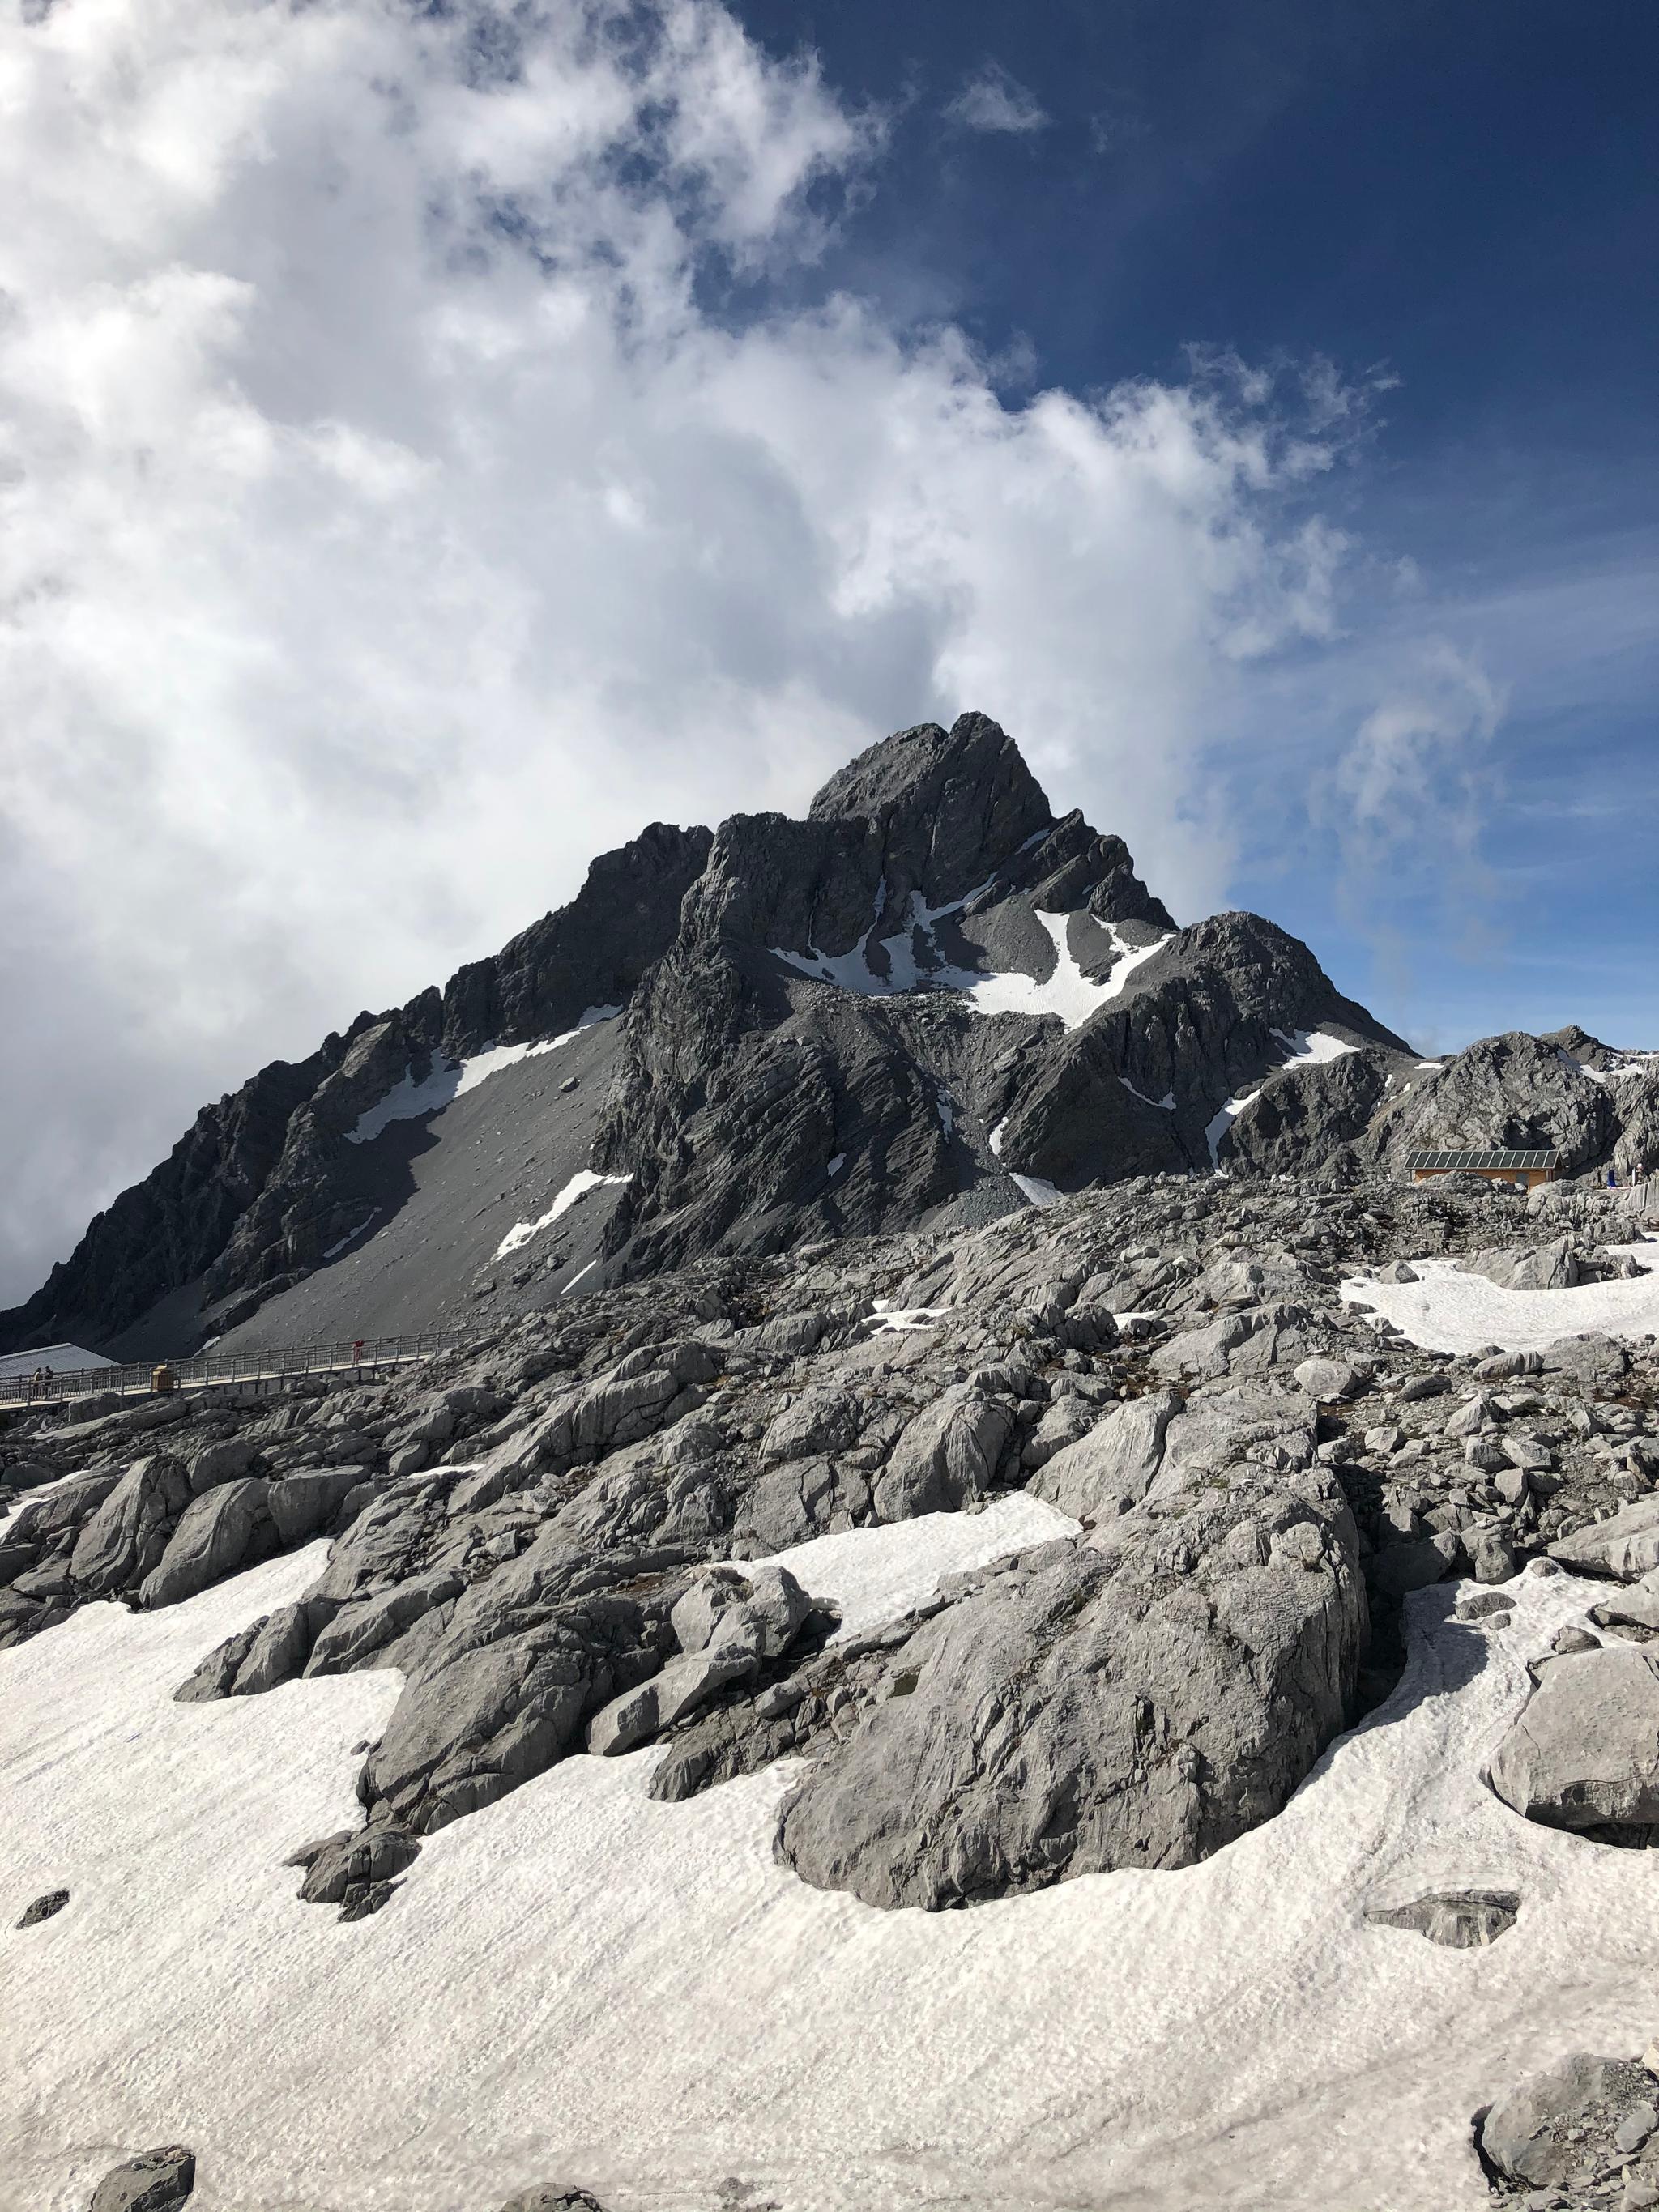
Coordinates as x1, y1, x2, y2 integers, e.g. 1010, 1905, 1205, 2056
1405, 1148, 1560, 1191
0, 1341, 113, 1383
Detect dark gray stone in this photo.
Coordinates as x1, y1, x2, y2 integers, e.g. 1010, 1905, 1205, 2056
87, 2145, 195, 2212
16, 1887, 69, 1928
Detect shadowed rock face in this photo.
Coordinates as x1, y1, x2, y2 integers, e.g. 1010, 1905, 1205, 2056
1364, 1889, 1520, 1947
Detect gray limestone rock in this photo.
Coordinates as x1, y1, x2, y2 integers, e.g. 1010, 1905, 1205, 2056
778, 1467, 1365, 1909
70, 1455, 192, 1596
1550, 1498, 1659, 1581
268, 1464, 365, 1546
1364, 1888, 1519, 1946
586, 1646, 757, 1755
358, 1592, 672, 1834
1465, 1238, 1583, 1291
296, 1820, 420, 1908
1293, 1356, 1367, 1401
1480, 2052, 1649, 2189
1149, 1302, 1322, 1383
1026, 1391, 1180, 1522
139, 1478, 278, 1609
16, 1887, 69, 1928
1489, 1644, 1659, 1834
87, 2146, 196, 2212
870, 1387, 1013, 1522
731, 1455, 872, 1550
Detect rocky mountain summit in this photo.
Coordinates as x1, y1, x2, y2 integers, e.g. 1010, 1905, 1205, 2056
8, 712, 1657, 1367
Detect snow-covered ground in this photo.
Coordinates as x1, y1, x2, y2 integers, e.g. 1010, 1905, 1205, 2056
6, 1507, 1657, 2212
1343, 1242, 1659, 1353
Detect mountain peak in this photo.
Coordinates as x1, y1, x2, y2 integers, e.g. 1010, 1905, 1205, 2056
808, 711, 1052, 903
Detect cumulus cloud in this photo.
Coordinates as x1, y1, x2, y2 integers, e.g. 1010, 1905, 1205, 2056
2, 0, 1383, 1302
947, 61, 1050, 135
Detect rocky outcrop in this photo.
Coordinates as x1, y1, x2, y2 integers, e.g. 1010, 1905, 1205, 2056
777, 1462, 1366, 1910
1364, 1889, 1519, 1947
87, 2146, 196, 2212
1478, 2051, 1659, 2195
1368, 1030, 1618, 1175
1489, 1644, 1659, 1836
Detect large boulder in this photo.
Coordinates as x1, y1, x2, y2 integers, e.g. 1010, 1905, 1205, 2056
358, 1594, 670, 1834
1489, 1645, 1659, 1834
1479, 2051, 1653, 2189
778, 1467, 1366, 1909
870, 1387, 1013, 1522
1027, 1391, 1180, 1522
139, 1479, 278, 1609
69, 1456, 193, 1596
1150, 1303, 1321, 1383
1028, 1386, 1315, 1528
1464, 1238, 1581, 1290
1549, 1497, 1659, 1581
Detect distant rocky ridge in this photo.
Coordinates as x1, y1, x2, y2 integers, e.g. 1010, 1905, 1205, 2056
5, 713, 1657, 1363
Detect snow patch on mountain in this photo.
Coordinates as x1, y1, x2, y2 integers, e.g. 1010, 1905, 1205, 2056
774, 898, 1174, 1031
1205, 1089, 1264, 1169
1271, 1028, 1358, 1069
1121, 1076, 1176, 1110
346, 1008, 621, 1145
493, 1170, 632, 1260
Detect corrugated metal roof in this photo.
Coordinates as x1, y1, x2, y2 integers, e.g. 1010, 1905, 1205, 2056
0, 1341, 113, 1381
1405, 1149, 1559, 1173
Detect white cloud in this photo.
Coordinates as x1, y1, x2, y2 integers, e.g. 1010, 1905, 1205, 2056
946, 62, 1050, 136
2, 0, 1377, 1303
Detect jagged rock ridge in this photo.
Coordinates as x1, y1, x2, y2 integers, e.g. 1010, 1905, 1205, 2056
6, 710, 1657, 1363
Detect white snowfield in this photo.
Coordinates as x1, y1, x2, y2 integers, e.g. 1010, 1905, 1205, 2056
774, 893, 1174, 1030
346, 1008, 621, 1144
494, 1169, 633, 1260
7, 1510, 1659, 2211
1344, 1242, 1659, 1354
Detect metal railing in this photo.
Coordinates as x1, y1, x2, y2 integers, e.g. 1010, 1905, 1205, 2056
0, 1329, 463, 1411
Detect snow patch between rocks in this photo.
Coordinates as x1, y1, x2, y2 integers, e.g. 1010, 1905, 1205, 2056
1342, 1245, 1659, 1354
768, 1493, 1079, 1643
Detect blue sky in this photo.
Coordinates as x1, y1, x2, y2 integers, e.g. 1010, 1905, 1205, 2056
730, 0, 1659, 1049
